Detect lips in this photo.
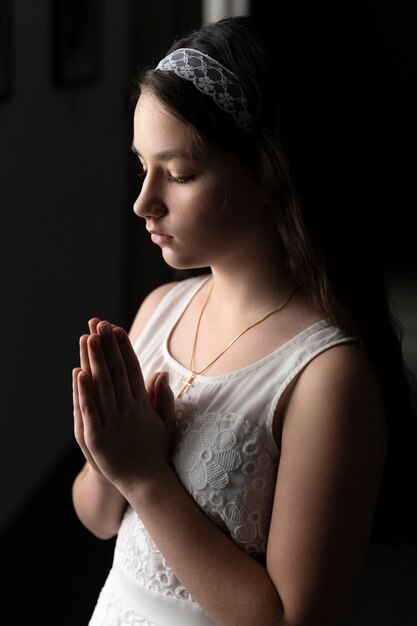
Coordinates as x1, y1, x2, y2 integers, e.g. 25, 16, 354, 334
147, 229, 173, 246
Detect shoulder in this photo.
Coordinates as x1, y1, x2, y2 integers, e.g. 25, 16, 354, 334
128, 281, 180, 345
298, 342, 381, 405
285, 342, 385, 433
279, 342, 387, 470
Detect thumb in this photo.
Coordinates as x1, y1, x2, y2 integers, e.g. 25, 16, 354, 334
153, 372, 176, 441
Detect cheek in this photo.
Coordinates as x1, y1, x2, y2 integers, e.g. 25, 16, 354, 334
179, 187, 228, 229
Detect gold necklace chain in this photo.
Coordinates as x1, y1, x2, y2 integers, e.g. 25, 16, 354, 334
176, 282, 297, 398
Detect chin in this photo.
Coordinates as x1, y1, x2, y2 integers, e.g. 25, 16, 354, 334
162, 250, 208, 272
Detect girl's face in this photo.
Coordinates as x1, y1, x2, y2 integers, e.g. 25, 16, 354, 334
132, 90, 267, 271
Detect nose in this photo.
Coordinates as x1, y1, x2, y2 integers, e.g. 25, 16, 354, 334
133, 174, 167, 219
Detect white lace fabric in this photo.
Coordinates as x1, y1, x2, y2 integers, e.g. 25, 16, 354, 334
156, 48, 253, 131
90, 584, 154, 626
173, 408, 277, 557
89, 275, 354, 624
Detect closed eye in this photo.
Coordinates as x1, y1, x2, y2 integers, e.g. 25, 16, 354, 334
167, 174, 195, 184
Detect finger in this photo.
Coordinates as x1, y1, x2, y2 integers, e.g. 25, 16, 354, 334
153, 372, 176, 443
88, 317, 102, 334
87, 334, 118, 415
153, 372, 175, 419
72, 367, 84, 439
113, 325, 147, 398
146, 371, 160, 410
77, 369, 103, 434
73, 367, 89, 456
73, 368, 94, 455
96, 322, 133, 408
80, 334, 91, 373
73, 368, 104, 472
90, 318, 119, 335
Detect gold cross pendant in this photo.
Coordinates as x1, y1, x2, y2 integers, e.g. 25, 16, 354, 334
177, 373, 196, 398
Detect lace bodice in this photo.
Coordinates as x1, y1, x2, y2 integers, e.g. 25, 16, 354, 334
115, 400, 278, 601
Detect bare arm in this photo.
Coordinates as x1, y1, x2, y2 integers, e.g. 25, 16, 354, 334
71, 460, 127, 539
266, 344, 387, 625
76, 322, 387, 625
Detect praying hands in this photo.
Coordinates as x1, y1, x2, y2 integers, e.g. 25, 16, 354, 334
72, 318, 176, 499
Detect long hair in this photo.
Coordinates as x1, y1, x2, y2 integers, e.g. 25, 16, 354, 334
136, 14, 417, 544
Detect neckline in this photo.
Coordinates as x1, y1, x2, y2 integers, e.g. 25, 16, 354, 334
163, 274, 329, 384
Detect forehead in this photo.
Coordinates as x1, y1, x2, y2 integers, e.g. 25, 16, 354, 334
133, 91, 195, 153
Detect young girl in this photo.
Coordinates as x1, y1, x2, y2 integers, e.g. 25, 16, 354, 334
72, 15, 417, 626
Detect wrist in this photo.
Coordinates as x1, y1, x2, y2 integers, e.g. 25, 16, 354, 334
123, 460, 178, 508
84, 462, 113, 488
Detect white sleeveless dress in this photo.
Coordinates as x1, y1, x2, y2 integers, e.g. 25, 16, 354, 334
88, 274, 354, 626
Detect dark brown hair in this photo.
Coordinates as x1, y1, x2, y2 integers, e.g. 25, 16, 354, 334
135, 15, 417, 544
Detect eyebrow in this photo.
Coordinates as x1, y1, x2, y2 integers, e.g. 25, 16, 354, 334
130, 144, 202, 162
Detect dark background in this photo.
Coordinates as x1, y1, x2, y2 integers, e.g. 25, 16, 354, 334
1, 1, 416, 624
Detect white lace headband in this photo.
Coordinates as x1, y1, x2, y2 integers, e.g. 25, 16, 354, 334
156, 48, 253, 132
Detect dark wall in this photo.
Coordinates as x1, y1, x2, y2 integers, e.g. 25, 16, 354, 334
0, 0, 133, 534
